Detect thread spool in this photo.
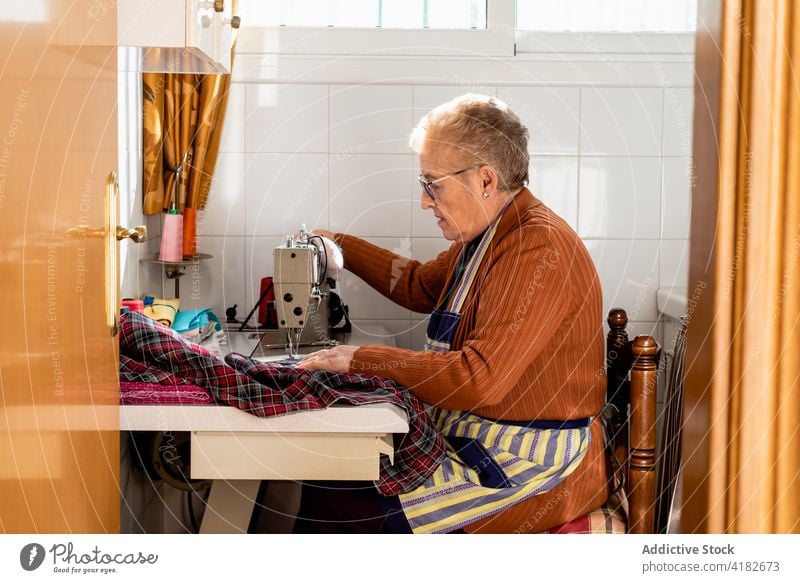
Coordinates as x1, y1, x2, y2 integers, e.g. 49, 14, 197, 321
183, 207, 197, 258
159, 207, 183, 263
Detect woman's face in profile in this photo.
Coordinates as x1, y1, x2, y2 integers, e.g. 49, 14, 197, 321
418, 143, 490, 243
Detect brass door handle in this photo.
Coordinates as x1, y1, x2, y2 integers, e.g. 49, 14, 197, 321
222, 15, 240, 29
66, 226, 104, 238
116, 225, 147, 243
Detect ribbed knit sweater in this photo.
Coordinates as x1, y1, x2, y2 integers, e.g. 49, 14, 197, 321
333, 189, 610, 532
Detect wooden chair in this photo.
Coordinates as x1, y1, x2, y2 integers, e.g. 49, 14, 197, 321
605, 308, 661, 534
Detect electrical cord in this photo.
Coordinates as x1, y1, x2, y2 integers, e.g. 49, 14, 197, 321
307, 234, 328, 286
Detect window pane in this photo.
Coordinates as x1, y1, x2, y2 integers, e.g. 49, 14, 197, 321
517, 0, 697, 32
331, 0, 379, 28
238, 0, 487, 29
381, 0, 425, 28
428, 0, 487, 29
238, 0, 332, 27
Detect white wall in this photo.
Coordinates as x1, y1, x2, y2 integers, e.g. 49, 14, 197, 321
133, 52, 693, 350
119, 64, 164, 302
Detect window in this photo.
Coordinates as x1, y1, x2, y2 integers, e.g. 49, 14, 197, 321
238, 0, 487, 29
235, 0, 510, 57
517, 0, 697, 33
234, 0, 695, 58
514, 0, 696, 57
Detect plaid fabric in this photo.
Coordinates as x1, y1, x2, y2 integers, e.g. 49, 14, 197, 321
119, 311, 445, 496
546, 492, 628, 534
119, 381, 214, 405
120, 354, 196, 386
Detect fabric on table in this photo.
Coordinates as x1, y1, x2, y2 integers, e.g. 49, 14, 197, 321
118, 311, 445, 496
172, 307, 222, 334
141, 297, 180, 327
120, 353, 214, 404
120, 381, 214, 405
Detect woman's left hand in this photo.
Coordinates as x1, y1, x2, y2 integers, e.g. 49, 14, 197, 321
296, 345, 359, 372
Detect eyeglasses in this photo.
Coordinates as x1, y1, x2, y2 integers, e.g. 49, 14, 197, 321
417, 166, 478, 199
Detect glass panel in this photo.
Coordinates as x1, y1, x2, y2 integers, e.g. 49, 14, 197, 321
517, 0, 697, 32
237, 1, 283, 26
381, 0, 425, 28
331, 0, 379, 27
238, 0, 332, 27
428, 0, 486, 29
237, 0, 487, 29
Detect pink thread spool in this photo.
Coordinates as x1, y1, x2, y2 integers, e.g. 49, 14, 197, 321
159, 207, 183, 263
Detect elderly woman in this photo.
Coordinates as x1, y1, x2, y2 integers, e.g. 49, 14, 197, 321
296, 94, 609, 534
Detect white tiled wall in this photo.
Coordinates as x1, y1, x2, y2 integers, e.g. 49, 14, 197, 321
119, 71, 161, 302
161, 76, 693, 349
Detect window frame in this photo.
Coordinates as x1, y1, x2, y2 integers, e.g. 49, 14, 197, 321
236, 0, 516, 57
515, 31, 696, 59
234, 0, 695, 60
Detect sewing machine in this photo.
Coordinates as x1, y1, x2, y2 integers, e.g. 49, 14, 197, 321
250, 227, 349, 360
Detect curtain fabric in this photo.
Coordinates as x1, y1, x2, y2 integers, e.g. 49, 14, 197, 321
685, 0, 800, 533
142, 0, 238, 216
142, 72, 232, 215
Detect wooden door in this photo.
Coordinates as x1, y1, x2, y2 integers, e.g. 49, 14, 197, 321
0, 4, 120, 532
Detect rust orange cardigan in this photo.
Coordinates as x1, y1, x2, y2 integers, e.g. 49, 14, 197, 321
333, 189, 610, 532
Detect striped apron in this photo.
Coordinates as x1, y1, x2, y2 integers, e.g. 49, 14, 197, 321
395, 204, 592, 534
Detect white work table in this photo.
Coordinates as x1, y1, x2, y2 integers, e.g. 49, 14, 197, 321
120, 325, 407, 533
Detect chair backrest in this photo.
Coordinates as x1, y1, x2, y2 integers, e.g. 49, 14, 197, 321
605, 308, 660, 534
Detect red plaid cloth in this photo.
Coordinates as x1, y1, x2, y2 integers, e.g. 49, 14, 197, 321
546, 493, 627, 534
120, 354, 214, 404
119, 311, 445, 496
119, 381, 214, 405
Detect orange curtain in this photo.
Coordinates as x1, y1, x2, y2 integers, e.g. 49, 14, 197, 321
142, 0, 239, 258
683, 0, 800, 533
141, 72, 231, 214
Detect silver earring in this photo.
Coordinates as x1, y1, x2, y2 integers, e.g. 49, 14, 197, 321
482, 191, 490, 199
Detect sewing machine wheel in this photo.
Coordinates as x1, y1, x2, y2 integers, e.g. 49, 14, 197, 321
328, 291, 351, 332
132, 431, 212, 492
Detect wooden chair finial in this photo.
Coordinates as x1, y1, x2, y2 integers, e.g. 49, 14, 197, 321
607, 308, 628, 329
632, 334, 658, 356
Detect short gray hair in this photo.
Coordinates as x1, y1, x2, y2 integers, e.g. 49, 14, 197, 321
409, 94, 529, 192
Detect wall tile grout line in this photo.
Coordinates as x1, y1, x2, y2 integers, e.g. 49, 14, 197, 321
658, 87, 667, 291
